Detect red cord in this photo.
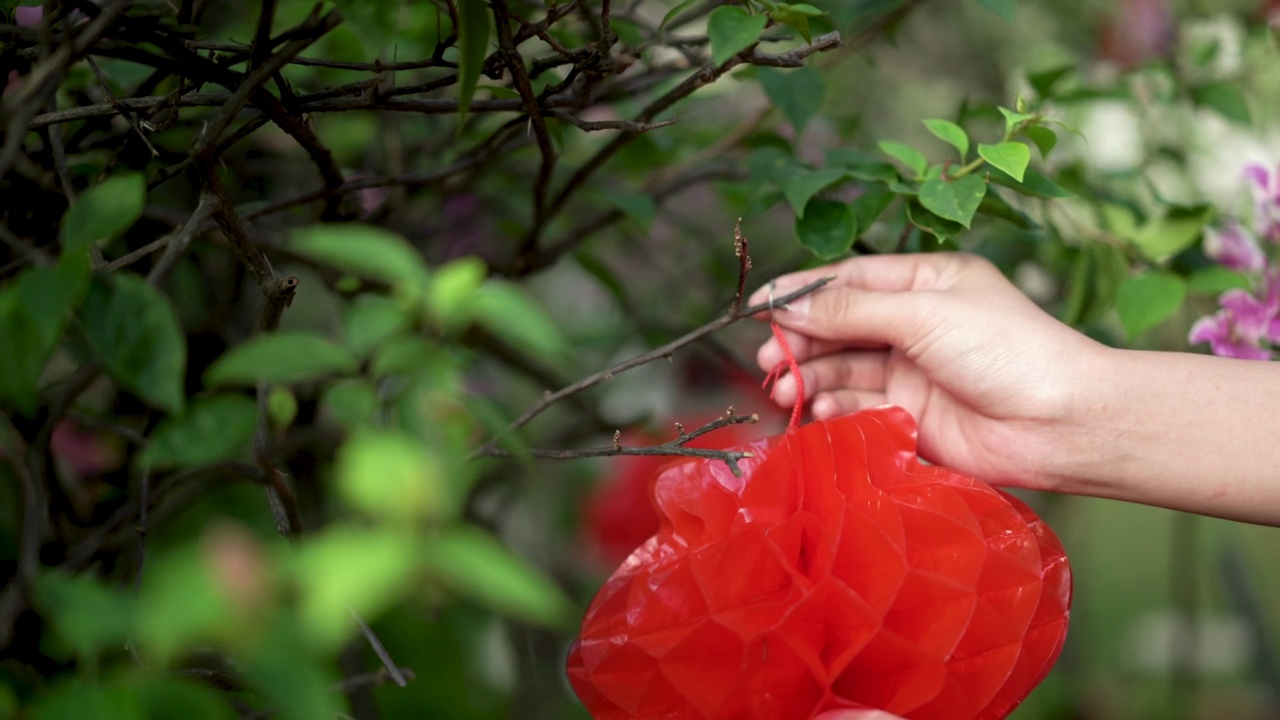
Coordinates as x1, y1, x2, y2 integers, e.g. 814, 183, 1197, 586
763, 321, 804, 430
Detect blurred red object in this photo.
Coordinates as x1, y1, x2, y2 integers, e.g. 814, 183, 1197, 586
1099, 0, 1175, 69
567, 405, 1071, 719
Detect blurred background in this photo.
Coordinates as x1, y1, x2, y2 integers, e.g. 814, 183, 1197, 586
3, 0, 1280, 718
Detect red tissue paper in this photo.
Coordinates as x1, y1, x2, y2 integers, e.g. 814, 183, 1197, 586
566, 405, 1071, 719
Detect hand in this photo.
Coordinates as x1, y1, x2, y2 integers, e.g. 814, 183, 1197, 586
754, 252, 1104, 491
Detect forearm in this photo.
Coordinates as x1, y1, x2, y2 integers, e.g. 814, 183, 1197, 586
1047, 347, 1280, 525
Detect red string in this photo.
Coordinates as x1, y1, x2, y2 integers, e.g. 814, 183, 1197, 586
763, 321, 804, 430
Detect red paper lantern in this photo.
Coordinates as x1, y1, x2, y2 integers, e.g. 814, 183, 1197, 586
567, 405, 1071, 719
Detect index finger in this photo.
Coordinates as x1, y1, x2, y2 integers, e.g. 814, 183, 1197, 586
748, 253, 970, 310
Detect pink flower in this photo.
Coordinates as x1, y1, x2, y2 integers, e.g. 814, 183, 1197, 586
1204, 222, 1265, 272
1188, 287, 1280, 360
1244, 163, 1280, 244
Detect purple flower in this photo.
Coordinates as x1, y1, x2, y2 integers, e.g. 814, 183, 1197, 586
1189, 287, 1280, 360
1243, 163, 1280, 244
1203, 222, 1264, 272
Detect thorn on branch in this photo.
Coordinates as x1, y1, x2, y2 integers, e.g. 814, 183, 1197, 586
731, 218, 751, 315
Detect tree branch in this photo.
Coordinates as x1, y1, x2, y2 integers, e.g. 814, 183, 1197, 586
469, 276, 832, 461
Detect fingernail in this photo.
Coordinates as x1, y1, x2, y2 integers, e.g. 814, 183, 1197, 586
784, 296, 810, 317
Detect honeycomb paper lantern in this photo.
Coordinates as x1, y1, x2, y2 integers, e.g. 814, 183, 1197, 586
567, 405, 1071, 719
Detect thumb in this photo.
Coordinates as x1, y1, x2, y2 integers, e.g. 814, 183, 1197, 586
812, 711, 907, 720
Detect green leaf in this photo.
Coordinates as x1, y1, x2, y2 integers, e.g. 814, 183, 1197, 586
31, 679, 142, 720
1193, 82, 1250, 125
141, 395, 257, 470
290, 224, 430, 289
976, 189, 1034, 228
907, 201, 966, 242
62, 174, 146, 252
336, 429, 451, 524
322, 378, 379, 427
850, 185, 895, 235
757, 66, 824, 136
38, 572, 134, 661
975, 0, 1016, 21
997, 106, 1035, 136
781, 167, 845, 216
795, 199, 855, 259
83, 274, 187, 414
141, 679, 236, 720
267, 387, 297, 430
205, 332, 358, 386
371, 334, 436, 378
343, 294, 410, 359
0, 287, 44, 415
768, 3, 824, 43
988, 166, 1072, 198
426, 526, 574, 630
923, 118, 969, 158
292, 527, 417, 651
1024, 125, 1057, 159
877, 141, 927, 178
18, 251, 90, 354
1116, 272, 1187, 342
471, 282, 566, 364
1186, 266, 1251, 294
455, 0, 491, 126
659, 0, 698, 30
136, 546, 232, 662
1131, 205, 1215, 262
917, 175, 987, 228
1028, 64, 1074, 98
707, 5, 768, 65
426, 256, 487, 332
978, 141, 1030, 182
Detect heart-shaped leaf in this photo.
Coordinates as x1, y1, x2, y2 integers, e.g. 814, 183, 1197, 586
707, 6, 767, 65
917, 175, 987, 228
796, 199, 855, 259
923, 118, 969, 158
978, 141, 1031, 182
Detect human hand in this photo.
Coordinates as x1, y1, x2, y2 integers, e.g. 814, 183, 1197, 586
755, 252, 1105, 491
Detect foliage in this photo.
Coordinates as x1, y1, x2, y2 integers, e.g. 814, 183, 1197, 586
2, 0, 1280, 719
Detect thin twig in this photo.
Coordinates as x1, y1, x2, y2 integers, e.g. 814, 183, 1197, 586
469, 277, 831, 460
745, 31, 842, 67
142, 193, 219, 283
349, 608, 409, 688
479, 413, 762, 475
548, 111, 676, 133
85, 54, 160, 157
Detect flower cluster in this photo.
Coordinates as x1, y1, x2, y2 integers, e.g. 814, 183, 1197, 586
1189, 163, 1280, 360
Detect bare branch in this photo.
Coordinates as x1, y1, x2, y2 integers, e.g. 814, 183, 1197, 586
478, 414, 762, 475
469, 276, 832, 460
746, 31, 842, 67
549, 111, 676, 133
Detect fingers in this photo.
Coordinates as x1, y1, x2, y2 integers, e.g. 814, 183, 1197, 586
757, 328, 849, 370
812, 389, 888, 419
747, 252, 978, 309
770, 286, 937, 350
767, 352, 889, 407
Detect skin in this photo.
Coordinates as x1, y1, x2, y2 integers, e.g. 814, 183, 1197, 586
755, 252, 1280, 527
